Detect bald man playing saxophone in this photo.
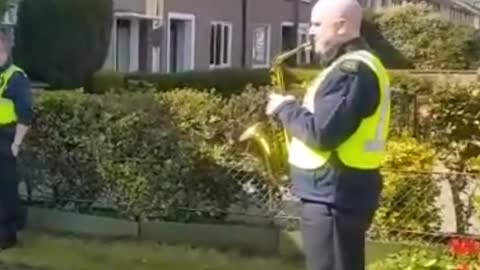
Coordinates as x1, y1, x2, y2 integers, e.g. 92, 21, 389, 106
266, 1, 391, 269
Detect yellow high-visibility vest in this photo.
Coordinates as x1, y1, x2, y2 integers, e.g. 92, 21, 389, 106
0, 65, 26, 125
288, 50, 391, 170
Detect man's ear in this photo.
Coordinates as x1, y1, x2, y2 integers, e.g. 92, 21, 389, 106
335, 18, 347, 35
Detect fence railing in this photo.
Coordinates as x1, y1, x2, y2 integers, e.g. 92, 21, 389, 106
16, 153, 480, 247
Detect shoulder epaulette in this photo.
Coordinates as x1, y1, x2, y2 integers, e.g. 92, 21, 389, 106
339, 59, 360, 73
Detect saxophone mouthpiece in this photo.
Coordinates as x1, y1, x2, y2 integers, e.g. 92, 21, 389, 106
304, 41, 313, 52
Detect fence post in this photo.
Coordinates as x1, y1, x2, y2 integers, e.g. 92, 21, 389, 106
413, 92, 418, 138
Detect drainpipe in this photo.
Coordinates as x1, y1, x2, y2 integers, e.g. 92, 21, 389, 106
241, 0, 247, 68
293, 0, 300, 66
293, 0, 299, 37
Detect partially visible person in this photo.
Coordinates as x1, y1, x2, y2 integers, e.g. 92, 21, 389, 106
0, 31, 33, 250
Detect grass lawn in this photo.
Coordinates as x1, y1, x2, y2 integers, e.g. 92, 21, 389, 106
0, 231, 305, 270
0, 231, 404, 270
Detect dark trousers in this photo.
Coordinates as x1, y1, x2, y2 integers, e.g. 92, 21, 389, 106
0, 154, 20, 245
300, 201, 375, 270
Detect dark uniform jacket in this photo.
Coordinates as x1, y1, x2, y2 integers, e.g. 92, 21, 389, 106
271, 37, 384, 216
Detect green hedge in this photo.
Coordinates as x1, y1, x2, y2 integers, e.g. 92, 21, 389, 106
21, 87, 271, 223
87, 66, 438, 101
21, 68, 480, 238
86, 68, 271, 96
20, 87, 436, 229
85, 70, 126, 94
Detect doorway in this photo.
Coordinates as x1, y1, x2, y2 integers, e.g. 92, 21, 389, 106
116, 19, 131, 72
167, 13, 195, 73
280, 24, 296, 66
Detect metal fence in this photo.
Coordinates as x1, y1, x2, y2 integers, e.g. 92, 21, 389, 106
16, 153, 480, 246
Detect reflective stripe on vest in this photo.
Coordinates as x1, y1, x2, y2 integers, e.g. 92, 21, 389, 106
288, 50, 390, 170
0, 65, 25, 124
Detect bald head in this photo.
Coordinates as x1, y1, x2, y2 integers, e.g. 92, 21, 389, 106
309, 0, 363, 55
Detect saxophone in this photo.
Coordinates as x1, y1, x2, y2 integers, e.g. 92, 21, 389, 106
239, 41, 313, 187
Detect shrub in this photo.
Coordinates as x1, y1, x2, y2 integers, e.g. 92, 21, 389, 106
370, 238, 480, 270
90, 92, 202, 221
365, 3, 480, 69
369, 247, 457, 270
13, 0, 113, 89
126, 68, 271, 96
85, 70, 125, 94
370, 133, 440, 242
22, 87, 275, 222
21, 91, 107, 211
423, 82, 480, 234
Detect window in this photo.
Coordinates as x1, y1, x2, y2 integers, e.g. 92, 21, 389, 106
251, 24, 270, 68
210, 22, 232, 68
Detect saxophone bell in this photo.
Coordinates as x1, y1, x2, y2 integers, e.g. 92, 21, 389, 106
239, 42, 314, 187
238, 122, 271, 156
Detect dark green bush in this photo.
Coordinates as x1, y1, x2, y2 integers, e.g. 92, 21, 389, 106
90, 92, 201, 221
364, 3, 480, 69
85, 70, 125, 94
21, 91, 107, 211
13, 0, 113, 89
126, 68, 271, 96
22, 87, 273, 222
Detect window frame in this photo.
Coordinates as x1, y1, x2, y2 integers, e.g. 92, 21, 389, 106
209, 21, 233, 69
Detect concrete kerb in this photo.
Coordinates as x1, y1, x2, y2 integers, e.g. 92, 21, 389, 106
24, 206, 403, 262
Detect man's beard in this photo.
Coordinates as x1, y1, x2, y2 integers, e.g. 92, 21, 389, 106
316, 44, 340, 66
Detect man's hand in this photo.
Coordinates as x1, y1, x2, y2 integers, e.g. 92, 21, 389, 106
11, 142, 20, 157
266, 93, 295, 116
11, 123, 29, 158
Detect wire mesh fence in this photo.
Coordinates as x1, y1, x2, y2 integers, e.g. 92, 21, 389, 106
16, 151, 480, 247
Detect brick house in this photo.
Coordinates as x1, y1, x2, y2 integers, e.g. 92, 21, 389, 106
101, 0, 315, 73
100, 0, 480, 74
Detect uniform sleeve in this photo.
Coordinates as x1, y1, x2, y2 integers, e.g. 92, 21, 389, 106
5, 72, 34, 126
273, 62, 380, 151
